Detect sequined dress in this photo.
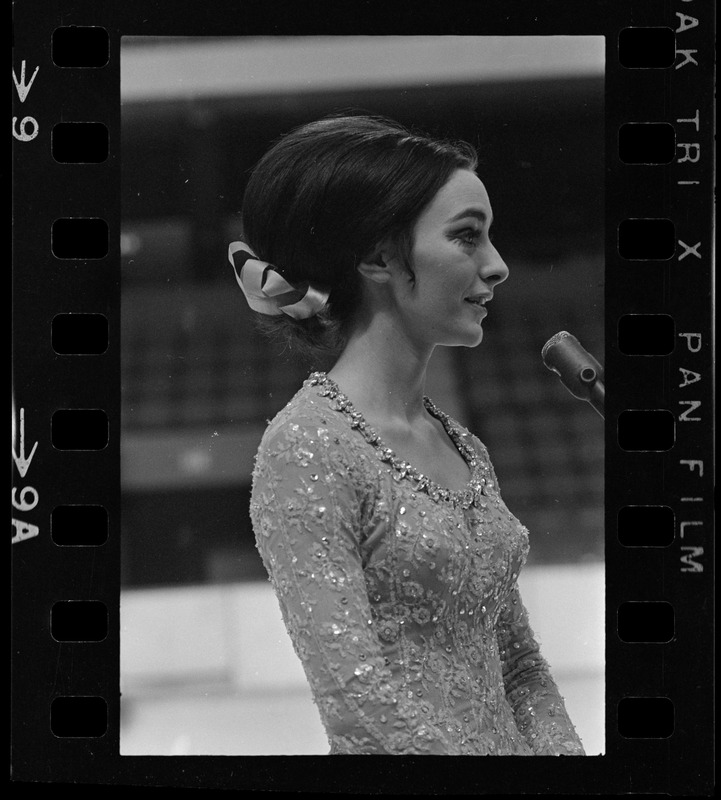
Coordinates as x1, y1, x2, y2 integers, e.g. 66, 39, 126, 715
250, 373, 586, 755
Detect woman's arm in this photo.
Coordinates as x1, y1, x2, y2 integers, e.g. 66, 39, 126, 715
250, 414, 451, 754
470, 433, 585, 755
497, 584, 586, 755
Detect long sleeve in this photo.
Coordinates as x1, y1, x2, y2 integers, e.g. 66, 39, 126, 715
475, 436, 586, 755
250, 416, 452, 754
496, 584, 586, 755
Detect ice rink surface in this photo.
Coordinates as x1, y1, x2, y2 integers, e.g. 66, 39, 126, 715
121, 563, 605, 756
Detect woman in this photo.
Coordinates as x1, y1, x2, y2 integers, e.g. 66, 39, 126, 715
229, 114, 586, 755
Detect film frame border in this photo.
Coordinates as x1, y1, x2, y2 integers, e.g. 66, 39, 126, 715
11, 0, 714, 793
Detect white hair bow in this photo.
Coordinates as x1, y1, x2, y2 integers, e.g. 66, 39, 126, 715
228, 241, 329, 320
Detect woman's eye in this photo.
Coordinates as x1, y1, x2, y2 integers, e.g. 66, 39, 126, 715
455, 229, 481, 246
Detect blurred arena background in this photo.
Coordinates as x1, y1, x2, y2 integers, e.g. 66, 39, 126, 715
119, 36, 605, 756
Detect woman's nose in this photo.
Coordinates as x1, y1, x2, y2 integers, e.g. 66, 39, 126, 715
479, 244, 509, 287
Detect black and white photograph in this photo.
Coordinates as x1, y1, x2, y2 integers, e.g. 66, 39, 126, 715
118, 35, 605, 757
10, 0, 716, 792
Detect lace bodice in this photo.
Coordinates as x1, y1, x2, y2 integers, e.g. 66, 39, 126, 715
249, 373, 585, 755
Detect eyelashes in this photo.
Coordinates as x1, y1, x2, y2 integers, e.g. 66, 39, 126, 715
453, 229, 480, 246
453, 228, 493, 247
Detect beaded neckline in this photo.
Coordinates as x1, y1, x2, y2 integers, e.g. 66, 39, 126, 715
306, 371, 492, 508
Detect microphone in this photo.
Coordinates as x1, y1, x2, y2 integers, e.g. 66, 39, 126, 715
541, 331, 604, 419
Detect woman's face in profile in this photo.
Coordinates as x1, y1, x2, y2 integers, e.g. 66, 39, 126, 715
393, 168, 509, 350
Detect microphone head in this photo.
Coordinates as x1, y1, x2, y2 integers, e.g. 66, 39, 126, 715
541, 330, 574, 364
541, 330, 604, 401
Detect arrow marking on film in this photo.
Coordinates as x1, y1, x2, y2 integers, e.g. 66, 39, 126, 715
13, 408, 38, 478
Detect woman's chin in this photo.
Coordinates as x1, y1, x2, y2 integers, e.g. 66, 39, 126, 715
427, 321, 485, 348
451, 326, 485, 348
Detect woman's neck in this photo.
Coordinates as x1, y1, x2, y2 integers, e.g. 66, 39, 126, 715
327, 314, 434, 425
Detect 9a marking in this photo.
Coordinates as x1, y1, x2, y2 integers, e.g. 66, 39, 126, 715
12, 408, 39, 544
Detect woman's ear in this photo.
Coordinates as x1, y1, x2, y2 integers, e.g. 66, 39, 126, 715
357, 243, 393, 284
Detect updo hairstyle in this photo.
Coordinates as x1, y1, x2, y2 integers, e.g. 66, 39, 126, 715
240, 114, 478, 354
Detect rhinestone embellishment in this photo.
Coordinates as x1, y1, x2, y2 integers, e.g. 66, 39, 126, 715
308, 372, 485, 508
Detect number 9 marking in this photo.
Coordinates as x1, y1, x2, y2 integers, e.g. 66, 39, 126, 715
12, 116, 39, 142
12, 486, 39, 512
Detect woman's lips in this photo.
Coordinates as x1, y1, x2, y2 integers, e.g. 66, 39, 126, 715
465, 299, 488, 318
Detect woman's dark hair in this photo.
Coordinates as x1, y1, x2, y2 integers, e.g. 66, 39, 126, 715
240, 113, 478, 354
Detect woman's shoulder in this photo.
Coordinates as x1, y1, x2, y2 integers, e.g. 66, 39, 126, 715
257, 374, 358, 457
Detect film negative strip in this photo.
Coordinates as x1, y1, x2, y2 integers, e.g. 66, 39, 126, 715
11, 0, 714, 793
